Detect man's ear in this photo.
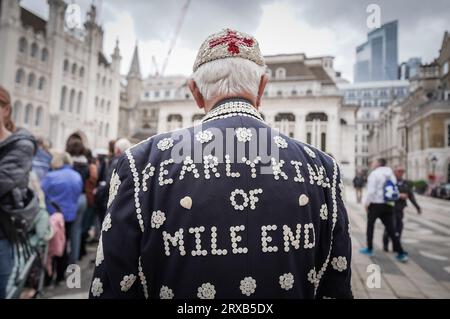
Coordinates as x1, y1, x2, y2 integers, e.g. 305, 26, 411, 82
188, 79, 205, 109
256, 74, 269, 108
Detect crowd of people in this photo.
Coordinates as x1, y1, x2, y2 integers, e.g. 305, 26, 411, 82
0, 85, 131, 298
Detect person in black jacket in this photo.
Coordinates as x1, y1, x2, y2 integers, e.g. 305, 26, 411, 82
0, 85, 36, 299
352, 171, 365, 203
383, 166, 421, 252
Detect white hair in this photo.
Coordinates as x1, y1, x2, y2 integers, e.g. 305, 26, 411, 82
192, 57, 266, 101
114, 138, 132, 154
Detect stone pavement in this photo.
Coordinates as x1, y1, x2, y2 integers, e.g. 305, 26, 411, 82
45, 186, 450, 299
346, 186, 450, 299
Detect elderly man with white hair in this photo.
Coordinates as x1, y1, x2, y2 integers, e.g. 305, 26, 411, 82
90, 29, 352, 299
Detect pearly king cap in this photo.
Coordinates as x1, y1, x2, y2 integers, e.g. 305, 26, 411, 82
193, 28, 265, 72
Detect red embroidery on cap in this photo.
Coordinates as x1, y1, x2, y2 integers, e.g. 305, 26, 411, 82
209, 30, 254, 54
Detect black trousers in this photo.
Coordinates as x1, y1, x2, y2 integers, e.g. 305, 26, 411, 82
366, 203, 404, 254
383, 209, 404, 251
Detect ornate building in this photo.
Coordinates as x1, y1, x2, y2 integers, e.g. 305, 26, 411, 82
0, 0, 121, 150
369, 31, 450, 183
119, 50, 357, 180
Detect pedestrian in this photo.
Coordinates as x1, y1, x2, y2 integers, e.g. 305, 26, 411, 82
66, 137, 89, 264
359, 158, 409, 262
32, 137, 52, 181
352, 171, 365, 204
383, 166, 421, 252
89, 29, 352, 299
0, 85, 37, 298
41, 151, 83, 284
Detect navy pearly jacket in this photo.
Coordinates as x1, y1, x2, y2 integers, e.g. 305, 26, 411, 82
89, 98, 352, 299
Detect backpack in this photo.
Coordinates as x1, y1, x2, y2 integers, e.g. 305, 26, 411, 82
383, 179, 400, 203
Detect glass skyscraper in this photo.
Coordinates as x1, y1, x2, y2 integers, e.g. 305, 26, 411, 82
354, 20, 399, 82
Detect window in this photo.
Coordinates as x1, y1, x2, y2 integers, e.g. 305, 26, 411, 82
12, 101, 22, 123
275, 68, 286, 80
69, 89, 75, 112
306, 89, 313, 96
105, 123, 110, 137
35, 107, 43, 127
38, 77, 45, 91
192, 114, 204, 125
306, 113, 328, 151
19, 37, 27, 54
15, 69, 25, 84
28, 73, 35, 88
165, 90, 171, 98
31, 43, 38, 58
155, 91, 160, 98
24, 104, 33, 125
60, 86, 67, 110
77, 92, 83, 114
79, 67, 85, 78
41, 48, 48, 62
277, 90, 282, 97
63, 59, 69, 72
291, 90, 298, 96
274, 113, 295, 138
72, 63, 77, 75
100, 99, 104, 112
167, 114, 183, 131
102, 76, 106, 87
106, 101, 111, 112
442, 61, 449, 75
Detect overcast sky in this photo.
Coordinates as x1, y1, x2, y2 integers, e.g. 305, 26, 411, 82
21, 0, 450, 82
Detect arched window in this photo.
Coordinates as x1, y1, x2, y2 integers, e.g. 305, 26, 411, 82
31, 43, 38, 58
167, 114, 183, 131
275, 67, 286, 80
12, 101, 22, 123
38, 77, 45, 91
35, 106, 43, 127
63, 59, 69, 72
192, 114, 204, 125
72, 63, 77, 75
79, 67, 85, 78
18, 37, 27, 54
24, 104, 33, 125
41, 48, 48, 62
28, 73, 35, 88
106, 101, 111, 112
69, 89, 75, 112
15, 69, 25, 84
77, 92, 83, 114
306, 112, 328, 151
99, 122, 103, 136
105, 123, 110, 137
274, 113, 295, 138
102, 76, 106, 87
60, 86, 67, 110
100, 99, 104, 112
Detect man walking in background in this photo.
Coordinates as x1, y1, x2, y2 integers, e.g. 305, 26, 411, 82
353, 171, 365, 204
383, 166, 421, 252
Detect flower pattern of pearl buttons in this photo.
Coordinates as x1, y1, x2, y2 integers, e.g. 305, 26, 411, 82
304, 145, 316, 158
91, 278, 103, 297
95, 234, 104, 266
160, 285, 174, 299
274, 136, 288, 149
235, 128, 252, 143
197, 282, 216, 299
151, 210, 166, 229
157, 138, 174, 151
196, 130, 213, 144
107, 170, 121, 208
120, 274, 137, 292
240, 277, 256, 296
279, 273, 294, 290
102, 213, 112, 232
331, 256, 347, 272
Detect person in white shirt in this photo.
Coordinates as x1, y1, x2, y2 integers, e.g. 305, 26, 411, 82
359, 158, 408, 262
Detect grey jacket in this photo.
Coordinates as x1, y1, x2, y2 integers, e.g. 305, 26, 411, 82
0, 129, 37, 239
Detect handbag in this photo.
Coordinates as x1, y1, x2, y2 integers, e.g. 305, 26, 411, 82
0, 188, 40, 242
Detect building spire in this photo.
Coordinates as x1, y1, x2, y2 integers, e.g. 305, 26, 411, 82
128, 41, 141, 79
